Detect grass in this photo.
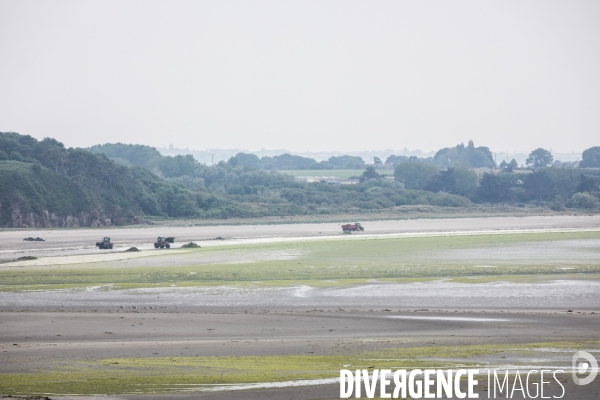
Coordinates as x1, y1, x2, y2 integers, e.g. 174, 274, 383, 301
1, 340, 596, 395
0, 231, 599, 291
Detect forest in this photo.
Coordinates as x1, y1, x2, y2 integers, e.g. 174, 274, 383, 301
1, 131, 598, 227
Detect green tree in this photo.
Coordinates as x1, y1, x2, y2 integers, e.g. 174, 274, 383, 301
526, 148, 553, 169
230, 153, 261, 169
525, 170, 553, 206
433, 140, 495, 168
477, 172, 510, 206
359, 166, 381, 183
424, 168, 456, 193
385, 155, 409, 166
320, 155, 365, 169
580, 146, 600, 168
499, 159, 518, 172
451, 167, 478, 199
394, 162, 438, 189
578, 174, 600, 195
570, 192, 599, 209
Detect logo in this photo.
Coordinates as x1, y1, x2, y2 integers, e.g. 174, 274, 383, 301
572, 350, 598, 386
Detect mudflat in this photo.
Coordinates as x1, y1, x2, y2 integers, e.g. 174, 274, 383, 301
1, 216, 599, 399
2, 215, 600, 261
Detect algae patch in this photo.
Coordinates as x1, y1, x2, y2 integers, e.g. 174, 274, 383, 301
181, 242, 201, 248
1, 340, 597, 396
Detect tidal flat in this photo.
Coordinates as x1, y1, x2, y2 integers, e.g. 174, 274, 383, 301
1, 219, 599, 399
1, 230, 599, 292
2, 337, 598, 396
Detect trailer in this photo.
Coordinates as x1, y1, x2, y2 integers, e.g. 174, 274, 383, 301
342, 223, 364, 234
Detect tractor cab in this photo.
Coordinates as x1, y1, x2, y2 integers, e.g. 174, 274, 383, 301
154, 236, 174, 249
95, 237, 113, 249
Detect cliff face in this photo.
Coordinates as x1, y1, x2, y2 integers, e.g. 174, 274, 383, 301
7, 208, 151, 228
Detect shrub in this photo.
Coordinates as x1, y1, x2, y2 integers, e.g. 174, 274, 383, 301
569, 192, 599, 209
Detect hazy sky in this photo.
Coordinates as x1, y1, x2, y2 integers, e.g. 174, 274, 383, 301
1, 1, 599, 154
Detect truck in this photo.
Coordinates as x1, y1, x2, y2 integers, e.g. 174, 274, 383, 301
154, 236, 175, 249
96, 237, 113, 249
342, 223, 364, 234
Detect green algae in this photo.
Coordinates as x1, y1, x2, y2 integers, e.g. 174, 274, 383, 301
2, 340, 597, 396
0, 230, 599, 292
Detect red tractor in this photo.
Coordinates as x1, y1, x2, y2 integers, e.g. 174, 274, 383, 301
342, 223, 364, 234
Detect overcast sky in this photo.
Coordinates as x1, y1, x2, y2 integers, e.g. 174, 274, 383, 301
1, 1, 599, 154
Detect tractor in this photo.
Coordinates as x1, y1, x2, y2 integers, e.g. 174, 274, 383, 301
96, 237, 113, 249
154, 236, 175, 249
342, 223, 364, 234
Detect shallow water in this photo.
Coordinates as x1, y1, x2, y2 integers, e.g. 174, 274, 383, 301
426, 239, 600, 265
387, 316, 511, 322
2, 280, 599, 311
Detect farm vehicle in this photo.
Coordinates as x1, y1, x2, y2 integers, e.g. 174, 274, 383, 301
342, 223, 364, 233
154, 236, 175, 249
96, 237, 113, 249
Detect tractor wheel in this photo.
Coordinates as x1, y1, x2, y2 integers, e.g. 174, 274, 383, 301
154, 243, 159, 249
166, 243, 170, 249
109, 244, 113, 249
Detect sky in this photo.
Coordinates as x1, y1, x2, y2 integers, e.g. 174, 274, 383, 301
1, 1, 599, 154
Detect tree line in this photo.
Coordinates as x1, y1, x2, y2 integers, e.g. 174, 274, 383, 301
1, 132, 599, 228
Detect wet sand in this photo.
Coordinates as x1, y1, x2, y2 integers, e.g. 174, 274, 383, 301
3, 280, 600, 312
1, 216, 600, 399
2, 310, 599, 399
2, 215, 600, 262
